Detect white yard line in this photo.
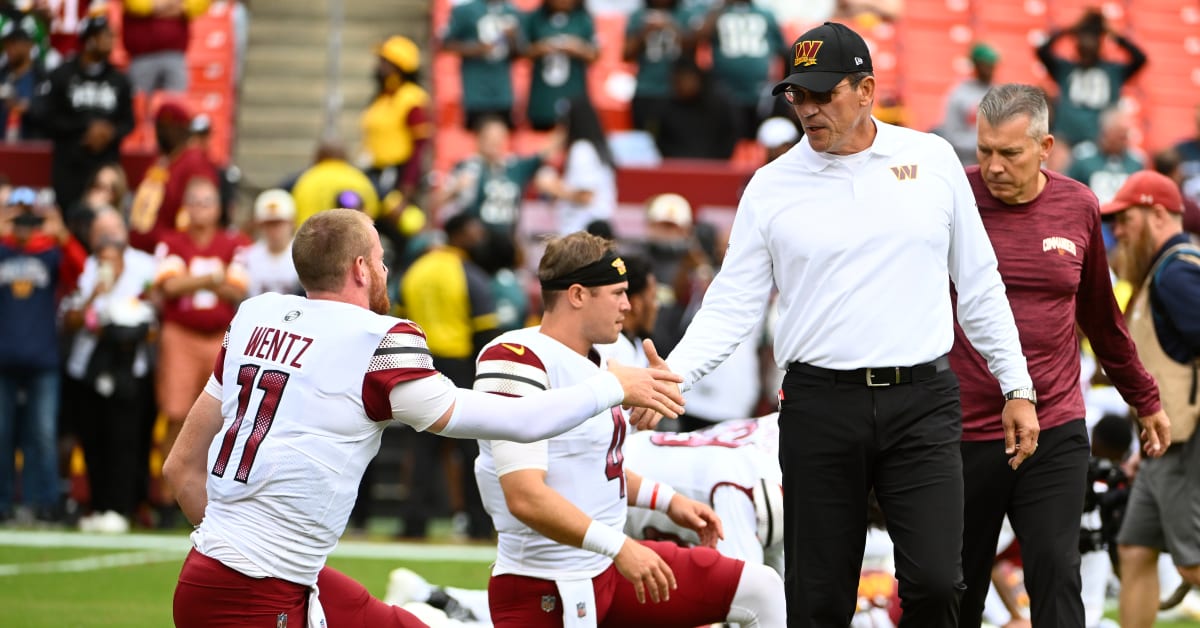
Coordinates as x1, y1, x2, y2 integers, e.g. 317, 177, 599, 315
0, 530, 497, 562
0, 550, 180, 576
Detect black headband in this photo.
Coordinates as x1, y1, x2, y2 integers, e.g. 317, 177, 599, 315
540, 252, 627, 291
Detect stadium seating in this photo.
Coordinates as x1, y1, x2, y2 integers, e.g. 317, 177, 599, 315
423, 0, 1200, 194
107, 2, 238, 166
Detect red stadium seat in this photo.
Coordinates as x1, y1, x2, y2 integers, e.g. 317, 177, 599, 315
731, 139, 766, 169
1143, 102, 1200, 153
432, 52, 463, 127
188, 60, 234, 94
973, 0, 1047, 32
433, 125, 476, 175
106, 0, 129, 69
782, 19, 821, 45
896, 21, 974, 90
901, 0, 971, 27
594, 14, 627, 66
900, 84, 951, 133
971, 27, 1048, 86
1046, 0, 1127, 31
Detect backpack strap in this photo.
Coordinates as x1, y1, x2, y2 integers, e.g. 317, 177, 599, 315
1149, 244, 1200, 405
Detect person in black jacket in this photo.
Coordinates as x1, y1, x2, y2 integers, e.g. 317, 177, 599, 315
655, 58, 738, 160
35, 15, 133, 212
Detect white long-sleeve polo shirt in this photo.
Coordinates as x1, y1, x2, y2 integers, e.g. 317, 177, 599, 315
667, 120, 1032, 396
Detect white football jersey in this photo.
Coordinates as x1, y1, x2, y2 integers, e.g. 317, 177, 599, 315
194, 293, 437, 586
473, 327, 629, 580
624, 418, 779, 568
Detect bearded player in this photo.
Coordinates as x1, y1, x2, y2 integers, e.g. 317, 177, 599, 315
164, 211, 687, 627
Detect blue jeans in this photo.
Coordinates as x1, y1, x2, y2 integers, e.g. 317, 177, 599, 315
0, 369, 61, 513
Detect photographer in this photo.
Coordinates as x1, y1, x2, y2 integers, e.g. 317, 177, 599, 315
1103, 171, 1200, 628
1080, 414, 1133, 627
62, 208, 158, 533
0, 186, 86, 524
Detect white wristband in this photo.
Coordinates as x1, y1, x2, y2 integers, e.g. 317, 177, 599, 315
581, 520, 627, 559
635, 481, 676, 513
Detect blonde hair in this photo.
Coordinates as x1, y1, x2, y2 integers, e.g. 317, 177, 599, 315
538, 231, 616, 310
292, 209, 374, 293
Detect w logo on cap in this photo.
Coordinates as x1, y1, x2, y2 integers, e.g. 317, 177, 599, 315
794, 40, 823, 67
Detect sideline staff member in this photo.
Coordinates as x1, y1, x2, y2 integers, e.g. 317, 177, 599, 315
650, 22, 1038, 627
954, 84, 1168, 628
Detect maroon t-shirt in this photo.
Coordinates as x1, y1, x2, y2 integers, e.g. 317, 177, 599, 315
156, 230, 248, 333
122, 14, 190, 57
951, 167, 1160, 441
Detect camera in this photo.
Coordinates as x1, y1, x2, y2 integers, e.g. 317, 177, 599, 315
1080, 457, 1130, 555
11, 207, 44, 227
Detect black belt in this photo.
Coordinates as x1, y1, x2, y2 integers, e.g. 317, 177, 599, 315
787, 355, 951, 387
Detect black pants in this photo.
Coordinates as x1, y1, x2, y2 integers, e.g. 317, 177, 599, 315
74, 376, 154, 517
779, 366, 964, 628
631, 96, 670, 133
959, 419, 1090, 628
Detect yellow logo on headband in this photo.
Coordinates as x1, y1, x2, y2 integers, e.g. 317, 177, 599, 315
612, 257, 626, 275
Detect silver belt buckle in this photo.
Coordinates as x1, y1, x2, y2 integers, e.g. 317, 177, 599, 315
866, 367, 900, 387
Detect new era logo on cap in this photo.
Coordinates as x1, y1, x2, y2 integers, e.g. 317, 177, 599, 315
773, 22, 874, 95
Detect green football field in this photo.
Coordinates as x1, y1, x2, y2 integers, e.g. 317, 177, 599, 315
0, 530, 493, 628
3, 530, 1197, 627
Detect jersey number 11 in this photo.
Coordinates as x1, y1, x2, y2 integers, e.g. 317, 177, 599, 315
212, 364, 291, 483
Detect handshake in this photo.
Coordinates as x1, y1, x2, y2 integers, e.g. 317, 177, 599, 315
606, 338, 685, 430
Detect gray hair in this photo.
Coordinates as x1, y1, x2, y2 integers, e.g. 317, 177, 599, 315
978, 84, 1050, 139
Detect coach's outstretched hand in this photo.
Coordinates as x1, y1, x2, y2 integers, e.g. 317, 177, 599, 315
625, 339, 679, 430
608, 354, 684, 422
614, 538, 677, 604
667, 495, 724, 549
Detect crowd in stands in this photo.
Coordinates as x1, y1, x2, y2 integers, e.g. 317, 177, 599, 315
1, 0, 1199, 577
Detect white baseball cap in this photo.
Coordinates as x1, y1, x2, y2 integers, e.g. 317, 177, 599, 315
646, 193, 692, 229
757, 117, 800, 149
254, 189, 296, 222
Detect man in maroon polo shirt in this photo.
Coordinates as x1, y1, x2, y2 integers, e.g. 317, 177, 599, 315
950, 83, 1171, 628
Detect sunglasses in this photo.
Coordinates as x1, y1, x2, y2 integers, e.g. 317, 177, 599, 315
782, 79, 852, 106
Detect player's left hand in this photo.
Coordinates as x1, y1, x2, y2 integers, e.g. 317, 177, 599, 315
1137, 410, 1171, 458
666, 496, 724, 548
1002, 399, 1039, 470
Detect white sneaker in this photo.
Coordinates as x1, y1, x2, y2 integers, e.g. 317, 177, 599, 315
78, 513, 99, 533
384, 568, 433, 607
94, 511, 130, 534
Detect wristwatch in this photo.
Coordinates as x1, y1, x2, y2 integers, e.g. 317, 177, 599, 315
1004, 387, 1038, 404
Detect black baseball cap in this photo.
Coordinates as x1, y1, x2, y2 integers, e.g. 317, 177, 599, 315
772, 22, 873, 95
1, 16, 36, 43
78, 15, 110, 43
